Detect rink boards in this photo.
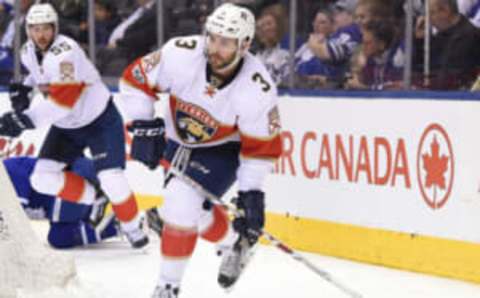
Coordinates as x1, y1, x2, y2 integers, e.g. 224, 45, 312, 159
1, 91, 480, 284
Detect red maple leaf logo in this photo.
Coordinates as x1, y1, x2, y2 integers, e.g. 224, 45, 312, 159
422, 136, 449, 200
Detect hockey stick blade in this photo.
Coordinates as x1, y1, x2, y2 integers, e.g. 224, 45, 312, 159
260, 230, 363, 298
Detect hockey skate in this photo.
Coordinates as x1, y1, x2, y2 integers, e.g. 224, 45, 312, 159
145, 207, 164, 235
125, 226, 149, 248
217, 235, 256, 290
122, 214, 149, 249
151, 284, 180, 298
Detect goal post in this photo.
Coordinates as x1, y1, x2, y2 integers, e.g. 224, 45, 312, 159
0, 161, 77, 297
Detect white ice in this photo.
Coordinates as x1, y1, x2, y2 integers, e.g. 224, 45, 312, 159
28, 222, 480, 298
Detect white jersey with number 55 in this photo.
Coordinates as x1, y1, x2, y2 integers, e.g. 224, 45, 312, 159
20, 34, 110, 129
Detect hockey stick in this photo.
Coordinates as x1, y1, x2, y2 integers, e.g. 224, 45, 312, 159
208, 196, 364, 298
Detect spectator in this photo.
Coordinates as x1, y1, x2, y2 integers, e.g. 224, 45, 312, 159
300, 0, 358, 88
306, 0, 359, 66
95, 0, 121, 46
308, 0, 394, 62
304, 0, 396, 87
413, 0, 480, 89
345, 20, 404, 90
295, 7, 342, 89
311, 7, 336, 36
255, 10, 290, 86
49, 0, 88, 45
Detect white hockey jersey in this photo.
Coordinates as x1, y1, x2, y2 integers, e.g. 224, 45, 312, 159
119, 35, 283, 191
21, 34, 110, 129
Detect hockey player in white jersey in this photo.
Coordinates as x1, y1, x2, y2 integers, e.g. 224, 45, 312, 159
119, 3, 283, 297
0, 3, 148, 248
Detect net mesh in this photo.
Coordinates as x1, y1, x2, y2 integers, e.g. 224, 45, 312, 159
0, 162, 76, 298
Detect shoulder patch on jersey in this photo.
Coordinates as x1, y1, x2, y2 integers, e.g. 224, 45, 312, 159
60, 61, 75, 82
268, 106, 281, 135
141, 51, 161, 73
131, 64, 145, 84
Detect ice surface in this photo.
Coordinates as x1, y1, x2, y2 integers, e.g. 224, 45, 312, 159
27, 222, 480, 298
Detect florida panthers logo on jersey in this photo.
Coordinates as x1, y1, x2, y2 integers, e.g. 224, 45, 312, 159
174, 99, 218, 144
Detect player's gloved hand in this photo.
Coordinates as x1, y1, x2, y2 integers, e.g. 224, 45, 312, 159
233, 190, 265, 246
127, 118, 166, 170
9, 83, 33, 112
0, 111, 35, 137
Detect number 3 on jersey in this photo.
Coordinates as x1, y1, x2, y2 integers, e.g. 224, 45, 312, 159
252, 72, 271, 92
175, 39, 197, 50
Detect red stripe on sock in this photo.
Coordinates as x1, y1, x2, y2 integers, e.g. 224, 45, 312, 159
201, 205, 229, 242
58, 172, 85, 203
162, 224, 198, 258
111, 194, 139, 222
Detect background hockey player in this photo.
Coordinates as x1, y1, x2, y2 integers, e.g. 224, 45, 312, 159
119, 3, 283, 297
0, 3, 148, 248
3, 156, 118, 249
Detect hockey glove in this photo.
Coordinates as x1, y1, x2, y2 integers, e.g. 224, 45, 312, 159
0, 111, 35, 137
233, 190, 265, 246
9, 83, 33, 112
127, 118, 166, 170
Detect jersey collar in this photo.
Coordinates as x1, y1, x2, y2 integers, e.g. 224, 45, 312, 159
206, 58, 244, 90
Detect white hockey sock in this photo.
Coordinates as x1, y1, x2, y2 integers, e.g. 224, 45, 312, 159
119, 213, 141, 232
158, 258, 189, 287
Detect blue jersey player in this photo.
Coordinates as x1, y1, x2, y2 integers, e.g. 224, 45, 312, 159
3, 156, 119, 249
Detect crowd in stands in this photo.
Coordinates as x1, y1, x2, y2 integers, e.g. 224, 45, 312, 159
1, 0, 480, 91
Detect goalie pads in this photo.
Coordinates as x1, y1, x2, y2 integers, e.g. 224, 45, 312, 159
127, 118, 166, 170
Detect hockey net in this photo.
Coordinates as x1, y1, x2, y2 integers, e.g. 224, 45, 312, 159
0, 162, 77, 298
